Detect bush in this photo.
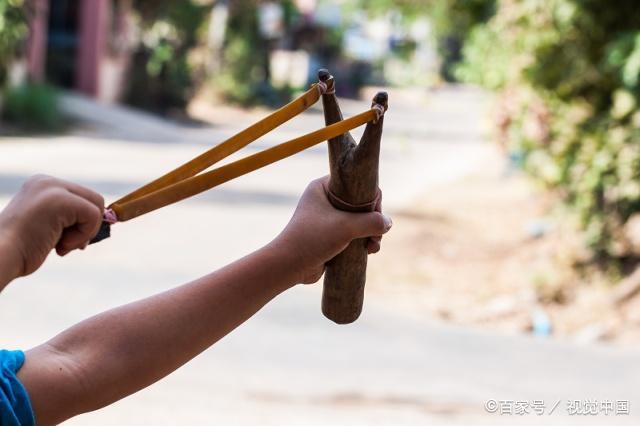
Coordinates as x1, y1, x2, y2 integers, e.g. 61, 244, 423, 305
458, 0, 640, 259
213, 0, 294, 107
125, 1, 209, 113
213, 8, 267, 107
2, 83, 61, 131
357, 0, 496, 81
428, 0, 496, 81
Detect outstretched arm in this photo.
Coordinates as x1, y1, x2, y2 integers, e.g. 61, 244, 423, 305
18, 240, 299, 424
14, 177, 392, 425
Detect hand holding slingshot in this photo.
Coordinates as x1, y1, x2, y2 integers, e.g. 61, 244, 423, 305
91, 69, 388, 324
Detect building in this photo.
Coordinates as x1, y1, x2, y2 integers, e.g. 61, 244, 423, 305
27, 0, 133, 102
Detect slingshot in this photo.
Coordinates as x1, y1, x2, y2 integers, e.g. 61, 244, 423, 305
91, 69, 388, 324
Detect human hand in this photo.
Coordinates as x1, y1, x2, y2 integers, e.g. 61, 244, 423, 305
274, 176, 392, 284
0, 175, 104, 280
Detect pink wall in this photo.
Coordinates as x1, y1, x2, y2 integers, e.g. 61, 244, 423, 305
26, 0, 48, 82
77, 0, 109, 96
26, 0, 132, 100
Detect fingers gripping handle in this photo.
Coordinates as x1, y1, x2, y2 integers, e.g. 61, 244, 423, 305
321, 82, 388, 324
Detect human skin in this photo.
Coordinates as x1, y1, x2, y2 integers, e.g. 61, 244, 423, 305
0, 175, 391, 425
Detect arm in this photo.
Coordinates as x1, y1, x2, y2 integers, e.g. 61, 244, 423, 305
13, 177, 392, 425
18, 241, 298, 424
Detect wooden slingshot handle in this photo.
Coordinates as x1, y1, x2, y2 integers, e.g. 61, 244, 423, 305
318, 69, 387, 324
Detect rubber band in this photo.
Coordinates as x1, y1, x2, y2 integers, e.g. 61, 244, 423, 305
92, 81, 386, 236
317, 80, 336, 96
317, 81, 328, 95
372, 103, 386, 122
103, 208, 118, 224
114, 83, 325, 208
111, 107, 381, 222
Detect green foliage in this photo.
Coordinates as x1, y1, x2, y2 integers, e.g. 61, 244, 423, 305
349, 0, 430, 19
428, 0, 496, 80
2, 83, 61, 131
458, 0, 640, 258
428, 0, 496, 40
214, 0, 293, 106
213, 0, 266, 105
125, 1, 208, 113
349, 0, 495, 81
454, 24, 507, 89
0, 0, 27, 86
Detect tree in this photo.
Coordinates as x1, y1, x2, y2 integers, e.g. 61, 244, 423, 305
125, 0, 209, 113
0, 0, 28, 86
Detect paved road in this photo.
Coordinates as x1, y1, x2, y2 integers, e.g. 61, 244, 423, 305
0, 87, 639, 425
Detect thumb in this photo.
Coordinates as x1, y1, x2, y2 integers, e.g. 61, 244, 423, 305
350, 211, 392, 239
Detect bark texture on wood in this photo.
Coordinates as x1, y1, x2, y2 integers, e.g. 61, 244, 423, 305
318, 69, 387, 324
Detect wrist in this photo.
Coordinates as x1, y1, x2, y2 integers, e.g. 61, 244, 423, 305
0, 221, 23, 285
262, 237, 304, 289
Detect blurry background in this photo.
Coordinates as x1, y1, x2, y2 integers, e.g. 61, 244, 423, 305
1, 0, 640, 424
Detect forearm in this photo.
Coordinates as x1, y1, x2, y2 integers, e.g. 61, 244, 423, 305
19, 239, 300, 424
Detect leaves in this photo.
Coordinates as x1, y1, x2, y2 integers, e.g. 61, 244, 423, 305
0, 0, 27, 85
457, 0, 640, 258
125, 1, 208, 112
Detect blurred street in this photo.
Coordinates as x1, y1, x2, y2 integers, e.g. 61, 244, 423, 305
1, 86, 639, 425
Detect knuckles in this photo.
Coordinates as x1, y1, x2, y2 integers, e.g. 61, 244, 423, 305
95, 193, 106, 209
22, 174, 58, 192
37, 186, 70, 208
22, 176, 104, 215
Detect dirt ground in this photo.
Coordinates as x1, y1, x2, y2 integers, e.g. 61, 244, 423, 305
368, 147, 640, 345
